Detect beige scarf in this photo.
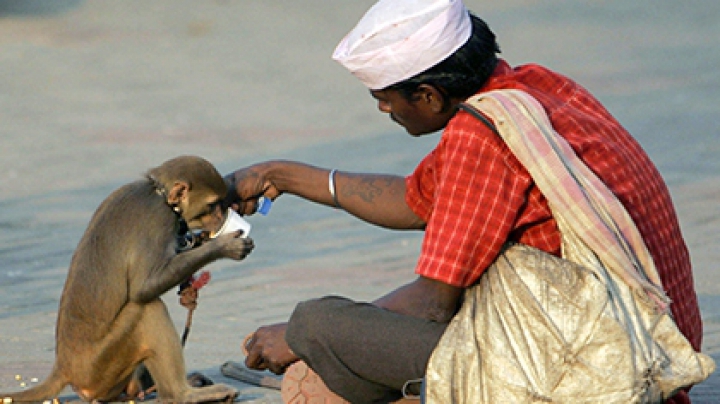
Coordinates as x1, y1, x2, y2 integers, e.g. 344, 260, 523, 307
424, 90, 715, 403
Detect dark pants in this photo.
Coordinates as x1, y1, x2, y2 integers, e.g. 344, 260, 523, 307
285, 296, 448, 404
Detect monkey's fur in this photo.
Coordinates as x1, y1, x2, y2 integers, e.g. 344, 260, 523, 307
2, 156, 253, 403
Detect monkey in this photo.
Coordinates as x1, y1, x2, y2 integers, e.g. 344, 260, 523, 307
1, 155, 253, 403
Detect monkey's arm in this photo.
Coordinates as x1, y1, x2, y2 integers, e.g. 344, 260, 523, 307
133, 235, 252, 303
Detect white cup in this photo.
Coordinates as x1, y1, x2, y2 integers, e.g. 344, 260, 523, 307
211, 208, 252, 238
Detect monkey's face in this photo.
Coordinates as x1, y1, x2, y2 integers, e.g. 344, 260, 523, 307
181, 192, 226, 234
165, 179, 227, 235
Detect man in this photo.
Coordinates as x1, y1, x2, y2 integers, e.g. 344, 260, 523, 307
225, 0, 703, 402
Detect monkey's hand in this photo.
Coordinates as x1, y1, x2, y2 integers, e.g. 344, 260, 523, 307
213, 231, 255, 261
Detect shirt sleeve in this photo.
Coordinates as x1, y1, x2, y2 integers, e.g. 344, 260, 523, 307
406, 112, 533, 287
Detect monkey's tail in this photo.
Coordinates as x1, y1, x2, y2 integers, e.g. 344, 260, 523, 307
1, 365, 68, 402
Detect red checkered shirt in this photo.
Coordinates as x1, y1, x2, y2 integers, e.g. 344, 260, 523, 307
405, 60, 702, 353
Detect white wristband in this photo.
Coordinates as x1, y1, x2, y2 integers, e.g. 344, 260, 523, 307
328, 169, 341, 208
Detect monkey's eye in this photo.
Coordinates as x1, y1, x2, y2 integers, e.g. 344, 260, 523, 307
207, 200, 223, 212
190, 200, 223, 222
205, 200, 223, 216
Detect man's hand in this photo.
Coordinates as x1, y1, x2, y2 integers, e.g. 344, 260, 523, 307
224, 163, 279, 216
244, 322, 299, 374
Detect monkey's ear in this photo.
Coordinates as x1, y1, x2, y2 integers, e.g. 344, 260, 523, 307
167, 181, 190, 205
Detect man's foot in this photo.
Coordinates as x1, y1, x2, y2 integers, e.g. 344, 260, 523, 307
281, 361, 349, 403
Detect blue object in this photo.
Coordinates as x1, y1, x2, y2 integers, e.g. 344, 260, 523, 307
257, 197, 272, 215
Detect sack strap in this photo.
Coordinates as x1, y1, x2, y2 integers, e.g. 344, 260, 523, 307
458, 103, 499, 134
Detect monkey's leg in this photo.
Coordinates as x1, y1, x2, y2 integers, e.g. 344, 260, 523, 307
62, 305, 147, 401
139, 300, 237, 403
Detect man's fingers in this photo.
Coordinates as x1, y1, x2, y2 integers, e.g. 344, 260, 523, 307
242, 333, 267, 370
245, 349, 268, 370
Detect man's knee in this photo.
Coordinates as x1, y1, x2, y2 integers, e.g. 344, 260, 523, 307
286, 295, 354, 354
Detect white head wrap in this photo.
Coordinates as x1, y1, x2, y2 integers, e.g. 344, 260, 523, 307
332, 0, 472, 90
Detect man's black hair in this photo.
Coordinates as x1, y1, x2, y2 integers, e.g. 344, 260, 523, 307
387, 14, 501, 107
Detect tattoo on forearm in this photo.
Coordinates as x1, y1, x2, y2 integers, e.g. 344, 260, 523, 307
341, 176, 400, 203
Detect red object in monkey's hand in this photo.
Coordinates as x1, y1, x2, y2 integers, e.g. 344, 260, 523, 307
191, 271, 211, 290
178, 271, 211, 311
